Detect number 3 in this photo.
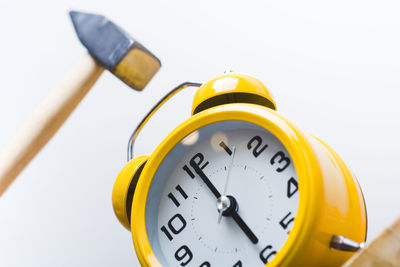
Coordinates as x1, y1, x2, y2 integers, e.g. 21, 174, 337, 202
270, 151, 290, 172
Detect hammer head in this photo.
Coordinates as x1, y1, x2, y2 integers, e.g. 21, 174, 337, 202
70, 10, 161, 90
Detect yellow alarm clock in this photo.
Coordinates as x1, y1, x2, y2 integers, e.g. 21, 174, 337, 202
112, 73, 367, 267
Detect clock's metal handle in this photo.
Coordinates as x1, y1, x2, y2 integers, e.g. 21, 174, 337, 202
127, 81, 203, 161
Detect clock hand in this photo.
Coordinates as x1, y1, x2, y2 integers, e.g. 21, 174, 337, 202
190, 157, 221, 199
218, 146, 236, 224
190, 158, 259, 244
219, 194, 259, 244
231, 209, 259, 244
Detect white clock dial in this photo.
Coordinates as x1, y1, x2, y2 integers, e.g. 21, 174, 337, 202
145, 121, 299, 266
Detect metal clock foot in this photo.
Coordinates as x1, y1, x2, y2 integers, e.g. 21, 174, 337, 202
330, 235, 365, 252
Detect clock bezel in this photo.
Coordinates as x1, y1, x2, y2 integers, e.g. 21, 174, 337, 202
130, 103, 323, 267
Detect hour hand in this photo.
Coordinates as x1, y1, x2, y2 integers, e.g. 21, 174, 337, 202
189, 153, 259, 244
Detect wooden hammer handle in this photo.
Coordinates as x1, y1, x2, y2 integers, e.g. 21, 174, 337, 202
343, 216, 400, 267
0, 53, 104, 196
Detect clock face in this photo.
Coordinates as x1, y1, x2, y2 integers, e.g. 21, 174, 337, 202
144, 120, 299, 266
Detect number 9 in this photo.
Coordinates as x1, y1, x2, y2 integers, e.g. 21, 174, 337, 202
175, 245, 193, 266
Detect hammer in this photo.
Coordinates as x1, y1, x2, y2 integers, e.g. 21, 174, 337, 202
0, 11, 161, 196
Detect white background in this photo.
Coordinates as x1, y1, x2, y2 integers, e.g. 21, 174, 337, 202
0, 0, 399, 266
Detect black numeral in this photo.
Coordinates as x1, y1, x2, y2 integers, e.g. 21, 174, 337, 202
270, 151, 290, 172
191, 153, 209, 170
247, 136, 268, 158
199, 262, 211, 267
233, 260, 242, 267
160, 225, 173, 241
287, 177, 298, 198
160, 213, 187, 241
219, 141, 232, 155
260, 245, 277, 264
175, 245, 193, 266
279, 212, 295, 232
182, 165, 195, 179
169, 213, 186, 234
168, 185, 188, 207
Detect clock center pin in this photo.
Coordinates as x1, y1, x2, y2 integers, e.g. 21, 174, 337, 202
216, 195, 231, 214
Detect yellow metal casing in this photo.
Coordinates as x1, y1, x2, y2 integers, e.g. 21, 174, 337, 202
112, 155, 148, 230
129, 104, 366, 267
191, 73, 276, 115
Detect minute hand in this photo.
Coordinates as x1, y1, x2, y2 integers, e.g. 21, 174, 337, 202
189, 156, 259, 244
190, 156, 221, 199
